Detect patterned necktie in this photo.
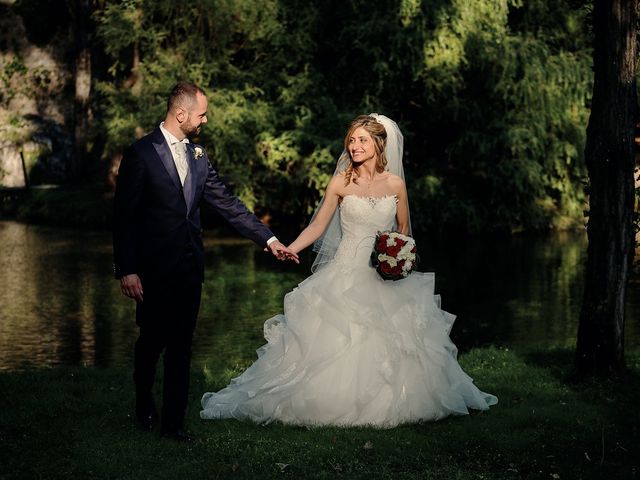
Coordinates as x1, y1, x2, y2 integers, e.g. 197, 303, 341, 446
173, 141, 188, 186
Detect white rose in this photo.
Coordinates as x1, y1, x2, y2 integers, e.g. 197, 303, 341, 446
378, 254, 398, 267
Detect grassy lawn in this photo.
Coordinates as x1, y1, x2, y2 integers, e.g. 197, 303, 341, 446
0, 347, 638, 480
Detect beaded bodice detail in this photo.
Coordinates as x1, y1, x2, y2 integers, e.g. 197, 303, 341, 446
333, 195, 397, 267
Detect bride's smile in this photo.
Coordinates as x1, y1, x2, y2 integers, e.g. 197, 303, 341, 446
349, 126, 376, 163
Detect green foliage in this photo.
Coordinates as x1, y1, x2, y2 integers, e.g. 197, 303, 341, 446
327, 0, 592, 232
93, 0, 339, 218
10, 186, 114, 228
92, 0, 594, 232
0, 56, 28, 105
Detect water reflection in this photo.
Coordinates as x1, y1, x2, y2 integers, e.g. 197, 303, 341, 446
419, 232, 602, 350
0, 222, 129, 369
0, 221, 638, 371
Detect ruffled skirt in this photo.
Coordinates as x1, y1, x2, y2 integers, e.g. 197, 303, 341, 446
200, 263, 497, 427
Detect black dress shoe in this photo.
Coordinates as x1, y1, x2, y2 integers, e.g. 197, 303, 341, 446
135, 411, 159, 430
160, 428, 194, 443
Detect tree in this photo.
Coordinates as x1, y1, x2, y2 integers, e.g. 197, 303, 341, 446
91, 0, 595, 231
576, 0, 638, 375
70, 0, 94, 180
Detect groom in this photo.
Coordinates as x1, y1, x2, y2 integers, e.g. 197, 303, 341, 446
113, 81, 297, 441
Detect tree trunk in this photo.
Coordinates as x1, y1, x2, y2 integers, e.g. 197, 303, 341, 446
576, 0, 638, 375
123, 41, 141, 90
71, 0, 92, 180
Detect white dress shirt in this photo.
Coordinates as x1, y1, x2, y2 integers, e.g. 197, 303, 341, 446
159, 122, 189, 186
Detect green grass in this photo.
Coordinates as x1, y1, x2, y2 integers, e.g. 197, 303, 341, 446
0, 347, 638, 479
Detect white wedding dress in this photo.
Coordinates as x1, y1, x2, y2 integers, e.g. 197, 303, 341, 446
201, 195, 497, 427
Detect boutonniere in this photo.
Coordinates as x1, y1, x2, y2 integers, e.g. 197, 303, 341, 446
194, 146, 204, 159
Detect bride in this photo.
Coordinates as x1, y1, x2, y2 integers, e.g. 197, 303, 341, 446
201, 114, 497, 427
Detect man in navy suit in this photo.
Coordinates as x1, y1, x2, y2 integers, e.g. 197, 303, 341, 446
113, 81, 297, 441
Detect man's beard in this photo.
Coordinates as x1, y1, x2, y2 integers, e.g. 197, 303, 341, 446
181, 123, 200, 138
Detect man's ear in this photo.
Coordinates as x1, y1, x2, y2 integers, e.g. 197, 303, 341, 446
175, 107, 186, 123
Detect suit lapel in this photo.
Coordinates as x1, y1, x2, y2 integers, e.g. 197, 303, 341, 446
151, 129, 183, 197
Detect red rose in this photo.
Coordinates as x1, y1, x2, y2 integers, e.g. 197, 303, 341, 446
390, 265, 403, 276
386, 243, 402, 257
380, 262, 393, 274
376, 235, 388, 252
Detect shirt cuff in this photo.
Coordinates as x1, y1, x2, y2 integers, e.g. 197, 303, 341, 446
266, 236, 278, 246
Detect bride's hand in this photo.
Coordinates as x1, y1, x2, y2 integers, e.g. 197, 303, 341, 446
268, 241, 300, 264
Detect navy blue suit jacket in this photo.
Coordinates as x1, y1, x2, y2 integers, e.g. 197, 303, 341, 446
113, 127, 274, 283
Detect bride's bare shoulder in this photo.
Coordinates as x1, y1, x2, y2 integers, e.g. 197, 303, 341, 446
326, 173, 348, 196
384, 172, 405, 187
328, 173, 347, 187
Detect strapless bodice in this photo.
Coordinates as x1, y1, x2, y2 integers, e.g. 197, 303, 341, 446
333, 195, 397, 267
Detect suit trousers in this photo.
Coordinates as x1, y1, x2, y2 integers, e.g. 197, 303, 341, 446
133, 253, 202, 431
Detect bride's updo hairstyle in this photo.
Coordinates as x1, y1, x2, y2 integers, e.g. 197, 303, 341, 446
343, 115, 388, 186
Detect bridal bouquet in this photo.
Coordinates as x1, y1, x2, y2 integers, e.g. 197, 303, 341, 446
370, 231, 417, 281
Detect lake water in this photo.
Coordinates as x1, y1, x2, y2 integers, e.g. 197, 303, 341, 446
0, 220, 638, 372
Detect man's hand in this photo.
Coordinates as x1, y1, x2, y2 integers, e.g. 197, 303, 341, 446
268, 240, 299, 264
120, 274, 144, 302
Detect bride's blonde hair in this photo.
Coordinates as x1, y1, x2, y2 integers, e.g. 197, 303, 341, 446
343, 115, 388, 186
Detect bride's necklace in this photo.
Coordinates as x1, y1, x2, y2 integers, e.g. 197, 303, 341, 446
362, 171, 376, 193
361, 171, 379, 207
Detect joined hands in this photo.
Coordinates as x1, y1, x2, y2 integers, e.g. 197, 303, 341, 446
267, 241, 299, 264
